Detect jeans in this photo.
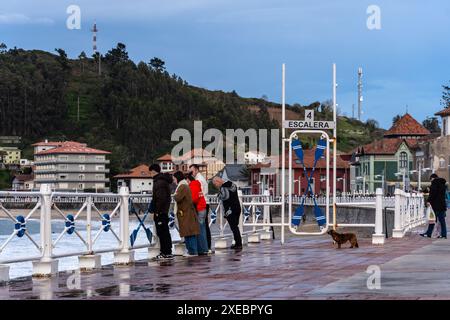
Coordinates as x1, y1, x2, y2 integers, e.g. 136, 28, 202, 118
205, 204, 212, 250
184, 235, 198, 255
427, 211, 447, 237
196, 210, 209, 254
226, 210, 242, 247
154, 213, 172, 255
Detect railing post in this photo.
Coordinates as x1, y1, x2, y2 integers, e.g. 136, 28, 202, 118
114, 186, 134, 265
78, 196, 101, 271
393, 189, 404, 238
238, 190, 244, 235
32, 184, 59, 277
372, 188, 385, 244
261, 189, 272, 240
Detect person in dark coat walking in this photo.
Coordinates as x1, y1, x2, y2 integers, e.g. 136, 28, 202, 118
421, 173, 448, 239
149, 163, 174, 260
213, 176, 242, 250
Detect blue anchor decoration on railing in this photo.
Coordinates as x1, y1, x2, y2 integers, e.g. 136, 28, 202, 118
65, 214, 75, 235
102, 213, 111, 232
168, 211, 175, 229
243, 206, 251, 223
129, 199, 153, 247
14, 215, 26, 238
255, 207, 262, 220
210, 208, 217, 224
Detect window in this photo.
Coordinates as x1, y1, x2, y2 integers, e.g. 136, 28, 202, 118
59, 155, 68, 161
78, 183, 84, 189
96, 165, 104, 171
399, 152, 408, 169
59, 174, 68, 180
95, 174, 104, 180
78, 174, 85, 180
79, 164, 85, 171
79, 155, 85, 161
95, 156, 104, 161
59, 164, 68, 170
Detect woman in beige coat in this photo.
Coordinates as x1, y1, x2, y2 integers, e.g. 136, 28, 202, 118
173, 171, 200, 256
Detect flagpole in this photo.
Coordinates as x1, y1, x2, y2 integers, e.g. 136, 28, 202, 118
332, 63, 337, 230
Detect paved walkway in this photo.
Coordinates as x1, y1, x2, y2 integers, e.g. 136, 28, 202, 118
2, 228, 449, 300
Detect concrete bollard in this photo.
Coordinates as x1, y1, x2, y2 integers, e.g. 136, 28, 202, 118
232, 234, 248, 246
173, 243, 186, 256
214, 237, 232, 249
260, 230, 272, 240
0, 265, 10, 283
32, 260, 59, 277
372, 188, 385, 245
78, 254, 102, 271
248, 233, 261, 243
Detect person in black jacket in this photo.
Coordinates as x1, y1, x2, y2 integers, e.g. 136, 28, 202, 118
149, 164, 174, 260
421, 173, 448, 239
213, 176, 242, 250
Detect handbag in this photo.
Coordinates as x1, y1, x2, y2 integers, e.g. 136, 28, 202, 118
427, 206, 436, 222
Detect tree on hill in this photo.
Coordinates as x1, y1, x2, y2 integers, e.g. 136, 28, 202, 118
442, 82, 450, 108
423, 117, 440, 133
149, 57, 166, 73
392, 114, 402, 125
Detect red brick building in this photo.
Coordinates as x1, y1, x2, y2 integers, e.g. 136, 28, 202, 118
250, 149, 350, 196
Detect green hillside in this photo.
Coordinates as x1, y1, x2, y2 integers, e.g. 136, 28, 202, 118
0, 43, 382, 179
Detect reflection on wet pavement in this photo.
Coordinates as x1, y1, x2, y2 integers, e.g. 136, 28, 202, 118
0, 235, 439, 300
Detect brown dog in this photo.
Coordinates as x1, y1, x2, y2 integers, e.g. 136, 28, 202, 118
327, 230, 359, 249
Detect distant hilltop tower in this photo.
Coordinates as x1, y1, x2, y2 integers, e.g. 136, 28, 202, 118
92, 22, 98, 54
91, 22, 101, 75
357, 67, 363, 121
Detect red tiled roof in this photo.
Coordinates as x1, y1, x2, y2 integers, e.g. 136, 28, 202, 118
356, 138, 419, 155
32, 141, 85, 147
114, 164, 152, 179
250, 149, 349, 170
435, 107, 450, 117
156, 153, 172, 161
384, 113, 430, 137
35, 141, 110, 155
13, 174, 34, 182
157, 149, 216, 163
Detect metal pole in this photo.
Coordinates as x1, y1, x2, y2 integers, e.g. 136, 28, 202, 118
40, 184, 53, 262
281, 63, 286, 244
87, 196, 93, 253
358, 67, 363, 121
332, 63, 337, 229
418, 161, 422, 191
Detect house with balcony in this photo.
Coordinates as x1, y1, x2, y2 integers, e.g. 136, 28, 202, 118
0, 146, 21, 165
156, 148, 224, 180
350, 113, 431, 194
12, 174, 34, 191
114, 164, 153, 194
32, 141, 110, 192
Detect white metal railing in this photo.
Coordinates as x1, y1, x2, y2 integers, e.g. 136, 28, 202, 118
392, 189, 426, 238
0, 186, 427, 280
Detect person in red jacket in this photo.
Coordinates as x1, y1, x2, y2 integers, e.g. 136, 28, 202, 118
187, 174, 209, 255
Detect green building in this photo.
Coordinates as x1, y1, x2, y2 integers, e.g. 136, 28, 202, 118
350, 113, 431, 194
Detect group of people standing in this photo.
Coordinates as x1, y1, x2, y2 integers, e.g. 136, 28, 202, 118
148, 163, 242, 261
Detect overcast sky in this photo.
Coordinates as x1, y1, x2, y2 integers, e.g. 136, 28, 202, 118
1, 0, 450, 128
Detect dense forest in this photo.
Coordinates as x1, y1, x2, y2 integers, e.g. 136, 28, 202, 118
0, 43, 386, 178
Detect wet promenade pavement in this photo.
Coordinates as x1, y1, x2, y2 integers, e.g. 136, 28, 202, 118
0, 230, 448, 300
